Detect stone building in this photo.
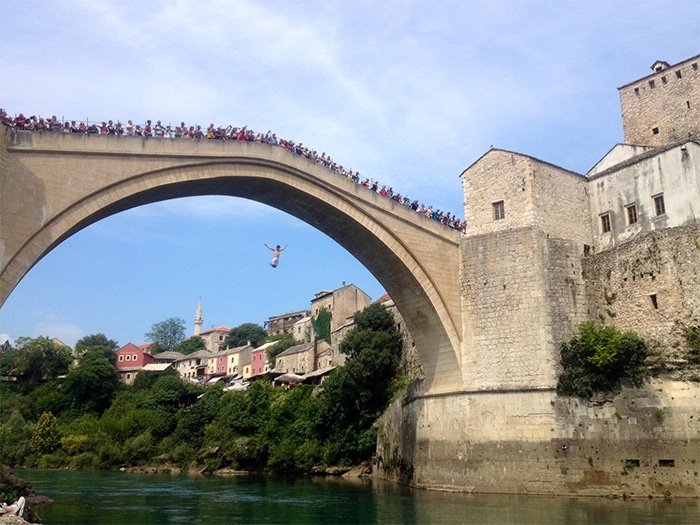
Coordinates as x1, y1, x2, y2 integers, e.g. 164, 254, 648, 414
197, 326, 230, 353
376, 54, 700, 497
265, 309, 310, 336
618, 54, 699, 147
274, 339, 331, 375
310, 282, 371, 334
459, 54, 700, 389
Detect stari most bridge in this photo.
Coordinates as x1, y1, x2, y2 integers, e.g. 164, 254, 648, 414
0, 126, 463, 393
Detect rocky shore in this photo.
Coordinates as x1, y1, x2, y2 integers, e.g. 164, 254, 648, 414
0, 466, 53, 524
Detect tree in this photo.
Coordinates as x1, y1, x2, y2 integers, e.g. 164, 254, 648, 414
145, 317, 186, 353
75, 333, 118, 363
224, 323, 267, 349
63, 349, 121, 414
175, 336, 206, 355
30, 412, 61, 455
0, 337, 73, 387
265, 333, 299, 366
317, 303, 403, 465
311, 307, 332, 343
340, 303, 402, 360
557, 322, 649, 399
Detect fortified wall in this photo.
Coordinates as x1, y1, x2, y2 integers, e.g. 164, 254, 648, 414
376, 55, 700, 497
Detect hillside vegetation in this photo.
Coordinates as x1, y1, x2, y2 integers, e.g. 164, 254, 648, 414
0, 304, 407, 474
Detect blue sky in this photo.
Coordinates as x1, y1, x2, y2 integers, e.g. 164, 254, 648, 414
1, 0, 698, 348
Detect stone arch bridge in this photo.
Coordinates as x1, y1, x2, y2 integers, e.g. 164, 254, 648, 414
0, 127, 463, 393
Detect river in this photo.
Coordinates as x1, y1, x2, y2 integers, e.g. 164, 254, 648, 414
16, 469, 700, 524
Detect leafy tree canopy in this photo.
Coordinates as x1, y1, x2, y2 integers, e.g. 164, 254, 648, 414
340, 303, 402, 360
224, 323, 267, 349
145, 317, 186, 353
30, 412, 61, 455
0, 336, 73, 387
176, 336, 206, 355
265, 333, 300, 366
75, 333, 118, 363
63, 349, 121, 414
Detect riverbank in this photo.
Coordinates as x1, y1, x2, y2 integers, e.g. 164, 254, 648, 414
122, 459, 372, 479
0, 466, 53, 524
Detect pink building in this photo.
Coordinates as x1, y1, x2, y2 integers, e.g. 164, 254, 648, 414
250, 347, 269, 378
115, 343, 155, 383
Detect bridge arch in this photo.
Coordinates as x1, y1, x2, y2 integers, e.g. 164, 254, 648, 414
1, 130, 463, 392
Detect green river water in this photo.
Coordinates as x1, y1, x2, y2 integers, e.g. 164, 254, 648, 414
15, 469, 700, 524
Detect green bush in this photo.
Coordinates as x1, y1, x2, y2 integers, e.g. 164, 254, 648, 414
70, 451, 100, 470
37, 449, 66, 468
684, 324, 700, 364
123, 430, 154, 464
557, 322, 649, 398
61, 434, 88, 456
0, 412, 34, 466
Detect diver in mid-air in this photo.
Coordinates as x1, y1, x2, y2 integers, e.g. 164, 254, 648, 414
265, 244, 287, 268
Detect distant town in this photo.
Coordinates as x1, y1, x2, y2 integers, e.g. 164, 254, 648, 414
112, 282, 420, 389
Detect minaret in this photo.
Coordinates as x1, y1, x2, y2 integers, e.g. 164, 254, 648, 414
194, 299, 203, 336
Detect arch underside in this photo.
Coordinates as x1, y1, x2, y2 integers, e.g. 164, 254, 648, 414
2, 160, 463, 391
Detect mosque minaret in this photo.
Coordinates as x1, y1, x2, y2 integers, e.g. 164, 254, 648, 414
194, 299, 203, 336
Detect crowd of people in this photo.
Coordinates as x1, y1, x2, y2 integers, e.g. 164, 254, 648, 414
1, 109, 466, 232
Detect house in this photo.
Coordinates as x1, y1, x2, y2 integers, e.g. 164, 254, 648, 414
250, 341, 276, 378
115, 343, 156, 384
226, 344, 253, 378
290, 315, 312, 342
265, 309, 310, 336
310, 282, 371, 334
197, 326, 230, 353
174, 350, 213, 381
274, 339, 331, 375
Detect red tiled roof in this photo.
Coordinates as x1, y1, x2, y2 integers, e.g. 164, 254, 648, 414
199, 326, 230, 335
117, 343, 141, 353
374, 293, 391, 304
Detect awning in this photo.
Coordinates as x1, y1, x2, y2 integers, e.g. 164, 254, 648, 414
274, 372, 306, 384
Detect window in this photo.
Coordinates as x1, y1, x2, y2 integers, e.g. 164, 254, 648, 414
693, 63, 698, 71
119, 355, 124, 362
493, 200, 505, 220
675, 70, 682, 79
626, 204, 638, 225
650, 294, 658, 309
600, 213, 611, 233
652, 127, 659, 135
661, 75, 667, 84
653, 194, 666, 216
132, 354, 137, 361
125, 354, 130, 361
634, 87, 640, 95
649, 79, 655, 89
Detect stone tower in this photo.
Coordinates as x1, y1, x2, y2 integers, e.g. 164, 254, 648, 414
194, 299, 203, 336
618, 54, 700, 146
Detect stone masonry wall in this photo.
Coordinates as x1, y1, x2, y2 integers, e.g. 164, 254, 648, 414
619, 55, 700, 147
376, 380, 700, 497
461, 227, 588, 390
583, 223, 700, 377
462, 149, 592, 247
